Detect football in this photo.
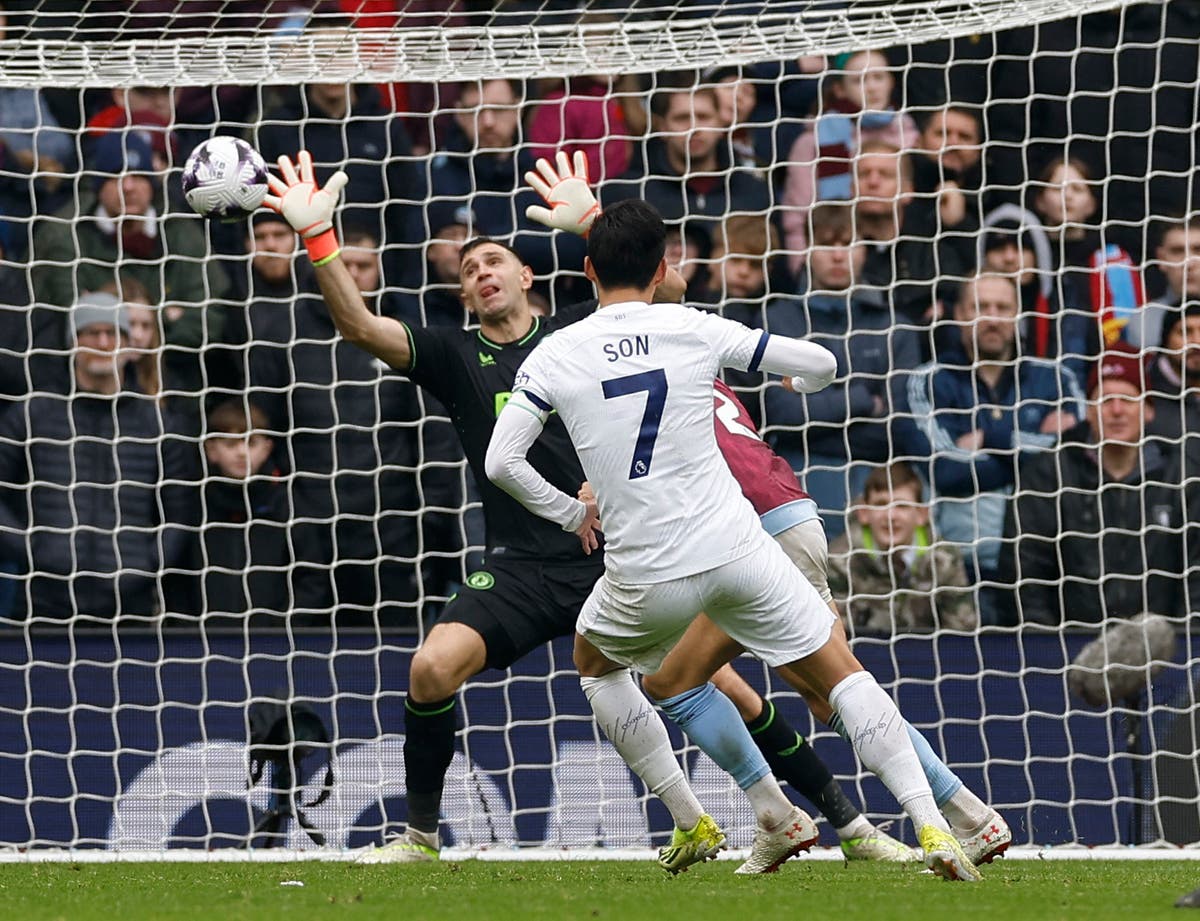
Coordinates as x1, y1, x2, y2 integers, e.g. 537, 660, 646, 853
181, 136, 269, 221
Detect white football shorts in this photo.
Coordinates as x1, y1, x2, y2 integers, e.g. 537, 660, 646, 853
577, 532, 837, 674
773, 517, 834, 604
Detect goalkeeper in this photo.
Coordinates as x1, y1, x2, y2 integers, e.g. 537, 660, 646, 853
263, 151, 914, 867
531, 152, 1010, 867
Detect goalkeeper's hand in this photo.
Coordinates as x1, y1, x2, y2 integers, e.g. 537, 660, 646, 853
263, 150, 348, 264
525, 150, 600, 236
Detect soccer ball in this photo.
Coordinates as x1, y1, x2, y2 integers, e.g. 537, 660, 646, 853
181, 136, 269, 221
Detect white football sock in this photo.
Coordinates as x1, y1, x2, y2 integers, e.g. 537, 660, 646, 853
828, 670, 948, 832
581, 669, 704, 830
744, 775, 796, 831
835, 815, 877, 841
943, 787, 994, 833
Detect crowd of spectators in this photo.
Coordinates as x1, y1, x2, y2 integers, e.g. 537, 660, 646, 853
1, 3, 1200, 631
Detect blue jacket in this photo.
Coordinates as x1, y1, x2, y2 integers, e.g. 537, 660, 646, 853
897, 351, 1086, 573
761, 284, 922, 465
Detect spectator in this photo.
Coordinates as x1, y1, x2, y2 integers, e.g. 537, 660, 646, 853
429, 78, 585, 285
665, 222, 712, 303
1147, 302, 1200, 450
1126, 214, 1200, 350
911, 104, 984, 227
0, 236, 33, 398
208, 209, 308, 398
29, 130, 228, 399
692, 214, 779, 418
343, 222, 468, 606
417, 201, 473, 328
86, 85, 179, 173
1031, 156, 1145, 348
780, 49, 919, 272
762, 202, 922, 537
1001, 344, 1200, 625
527, 75, 631, 183
703, 64, 779, 171
0, 292, 198, 621
199, 399, 301, 623
978, 205, 1095, 383
246, 237, 423, 626
604, 82, 772, 240
898, 272, 1086, 625
98, 274, 162, 400
698, 213, 776, 313
828, 461, 975, 635
255, 57, 421, 285
852, 140, 978, 333
984, 3, 1200, 247
0, 10, 73, 258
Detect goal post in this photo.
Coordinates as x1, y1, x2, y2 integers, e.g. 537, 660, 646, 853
0, 0, 1197, 856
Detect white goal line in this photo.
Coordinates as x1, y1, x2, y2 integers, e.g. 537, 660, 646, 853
3, 846, 1199, 864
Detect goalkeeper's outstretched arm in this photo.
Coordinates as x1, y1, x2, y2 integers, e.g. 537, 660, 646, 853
264, 150, 412, 371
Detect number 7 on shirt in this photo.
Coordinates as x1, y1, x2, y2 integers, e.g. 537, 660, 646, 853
602, 369, 668, 480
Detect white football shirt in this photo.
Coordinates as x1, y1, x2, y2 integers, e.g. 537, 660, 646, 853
512, 301, 773, 583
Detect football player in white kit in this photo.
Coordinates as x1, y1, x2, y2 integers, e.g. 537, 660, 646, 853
486, 199, 980, 881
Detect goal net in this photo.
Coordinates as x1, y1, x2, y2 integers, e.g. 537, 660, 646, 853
1, 0, 1197, 856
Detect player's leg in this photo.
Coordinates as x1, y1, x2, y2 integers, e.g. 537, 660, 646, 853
617, 575, 817, 875
576, 571, 814, 873
710, 662, 916, 862
357, 618, 486, 863
771, 635, 979, 880
704, 539, 979, 881
574, 631, 725, 872
776, 519, 1008, 864
363, 559, 593, 864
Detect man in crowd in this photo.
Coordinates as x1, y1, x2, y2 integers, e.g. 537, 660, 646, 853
30, 131, 228, 398
0, 291, 196, 621
898, 272, 1085, 625
1147, 302, 1200, 449
1000, 344, 1200, 624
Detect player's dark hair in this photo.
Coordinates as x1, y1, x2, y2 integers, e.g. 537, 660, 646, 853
459, 236, 526, 268
587, 200, 667, 291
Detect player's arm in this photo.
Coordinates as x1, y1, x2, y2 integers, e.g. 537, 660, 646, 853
485, 391, 601, 553
263, 150, 413, 371
755, 336, 838, 393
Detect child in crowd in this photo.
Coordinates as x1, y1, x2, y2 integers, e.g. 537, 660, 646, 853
828, 461, 975, 634
701, 213, 777, 317
1032, 156, 1145, 347
201, 399, 297, 623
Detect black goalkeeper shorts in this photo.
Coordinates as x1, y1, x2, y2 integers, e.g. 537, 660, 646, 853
435, 556, 605, 671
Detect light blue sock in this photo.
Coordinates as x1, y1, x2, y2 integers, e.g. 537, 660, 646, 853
828, 713, 963, 806
656, 683, 771, 790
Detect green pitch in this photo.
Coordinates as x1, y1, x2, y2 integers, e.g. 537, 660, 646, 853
3, 859, 1196, 921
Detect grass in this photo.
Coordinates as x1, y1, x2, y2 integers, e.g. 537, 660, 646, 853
1, 859, 1197, 921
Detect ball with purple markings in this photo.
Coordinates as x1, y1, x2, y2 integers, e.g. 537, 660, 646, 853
181, 136, 269, 221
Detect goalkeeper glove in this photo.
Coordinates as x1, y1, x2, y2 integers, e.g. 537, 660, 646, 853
525, 150, 600, 237
263, 150, 349, 266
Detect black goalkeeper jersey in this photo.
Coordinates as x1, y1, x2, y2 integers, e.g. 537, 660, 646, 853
400, 302, 595, 562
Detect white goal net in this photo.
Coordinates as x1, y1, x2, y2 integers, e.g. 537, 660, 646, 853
0, 0, 1197, 855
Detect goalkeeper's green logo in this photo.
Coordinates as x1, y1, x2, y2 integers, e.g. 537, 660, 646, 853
466, 571, 495, 591
494, 391, 512, 417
